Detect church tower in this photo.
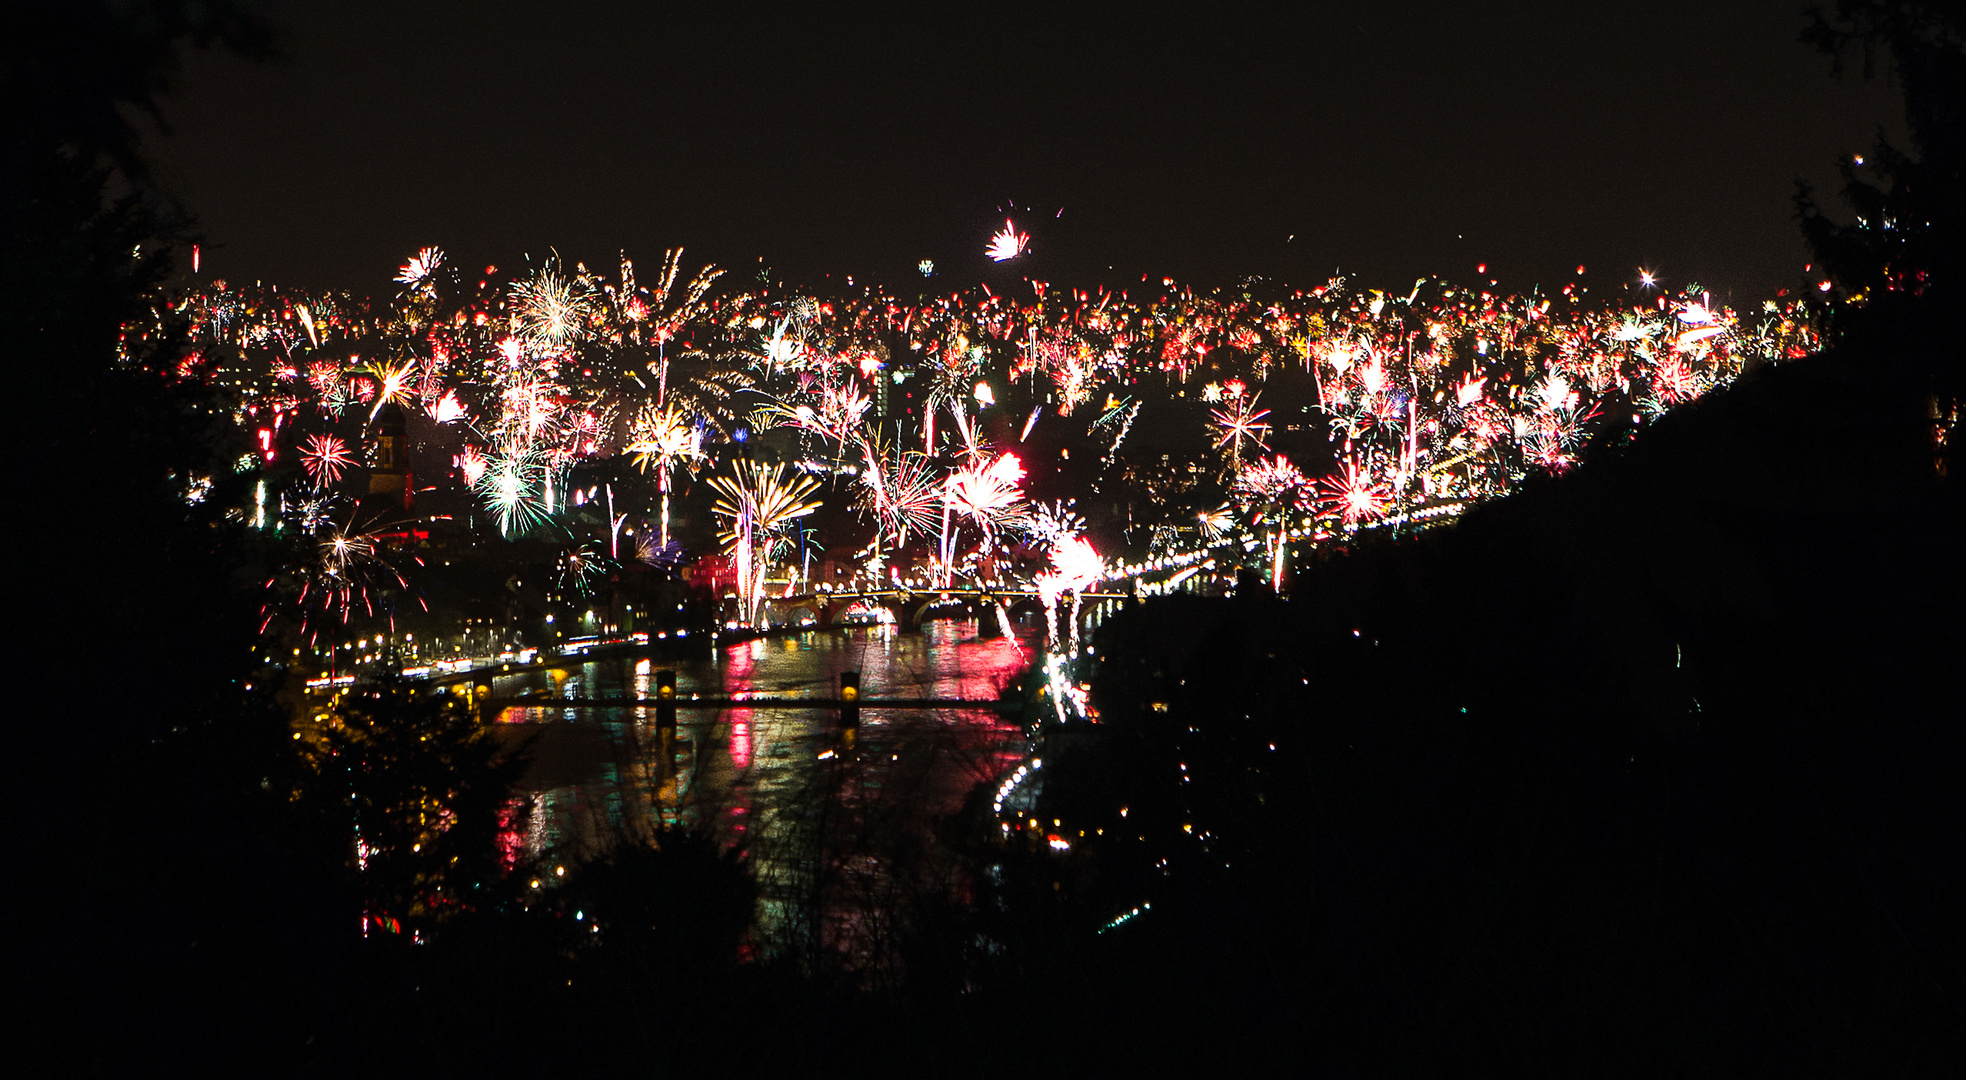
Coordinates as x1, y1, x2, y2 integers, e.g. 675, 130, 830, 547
365, 402, 412, 510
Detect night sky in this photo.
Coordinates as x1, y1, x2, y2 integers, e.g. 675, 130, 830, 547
142, 0, 1906, 301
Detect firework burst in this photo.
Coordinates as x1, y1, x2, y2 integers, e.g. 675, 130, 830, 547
299, 433, 355, 488
627, 401, 707, 547
167, 244, 1817, 622
369, 357, 420, 418
1028, 500, 1089, 548
275, 512, 418, 642
709, 461, 824, 625
855, 438, 940, 549
395, 246, 444, 289
1324, 459, 1392, 526
475, 445, 551, 537
945, 451, 1029, 541
1209, 392, 1273, 468
509, 261, 598, 352
987, 219, 1029, 262
555, 544, 613, 598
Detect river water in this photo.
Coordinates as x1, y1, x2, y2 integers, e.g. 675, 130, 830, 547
488, 619, 1036, 974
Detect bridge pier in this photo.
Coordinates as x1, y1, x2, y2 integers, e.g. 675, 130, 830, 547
977, 598, 1008, 638
839, 671, 859, 748
470, 675, 495, 721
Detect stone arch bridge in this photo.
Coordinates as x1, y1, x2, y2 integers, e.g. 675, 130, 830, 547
758, 587, 1130, 631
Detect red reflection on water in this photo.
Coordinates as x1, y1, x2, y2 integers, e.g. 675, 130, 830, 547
723, 637, 765, 684
495, 797, 527, 870
722, 639, 760, 770
800, 622, 1033, 981
730, 713, 753, 769
499, 621, 1039, 979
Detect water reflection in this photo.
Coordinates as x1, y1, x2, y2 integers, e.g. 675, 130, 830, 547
498, 619, 1033, 972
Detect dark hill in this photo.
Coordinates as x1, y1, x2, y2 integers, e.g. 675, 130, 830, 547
1049, 321, 1962, 1074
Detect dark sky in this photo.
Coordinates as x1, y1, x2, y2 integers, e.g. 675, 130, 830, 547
142, 0, 1907, 302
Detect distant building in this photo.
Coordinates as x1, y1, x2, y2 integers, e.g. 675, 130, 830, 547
365, 402, 412, 510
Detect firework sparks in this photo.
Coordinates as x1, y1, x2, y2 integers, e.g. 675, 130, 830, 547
856, 438, 941, 549
1209, 392, 1273, 467
299, 433, 355, 488
278, 513, 417, 641
432, 390, 468, 424
709, 461, 823, 625
627, 402, 707, 546
1235, 455, 1308, 505
1324, 459, 1392, 526
396, 246, 444, 288
1038, 534, 1104, 595
556, 544, 612, 597
945, 452, 1028, 537
1029, 501, 1089, 548
987, 220, 1029, 262
510, 261, 598, 352
159, 238, 1814, 650
370, 357, 419, 418
457, 444, 488, 487
475, 446, 551, 537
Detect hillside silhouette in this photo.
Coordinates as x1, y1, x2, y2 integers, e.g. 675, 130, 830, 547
1035, 12, 1964, 1068
1046, 304, 1960, 1070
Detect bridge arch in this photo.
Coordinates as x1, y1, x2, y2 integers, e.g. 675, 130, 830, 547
912, 596, 970, 628
1006, 596, 1049, 632
826, 597, 888, 627
769, 604, 822, 629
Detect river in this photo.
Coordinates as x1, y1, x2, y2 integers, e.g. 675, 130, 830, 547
486, 618, 1037, 975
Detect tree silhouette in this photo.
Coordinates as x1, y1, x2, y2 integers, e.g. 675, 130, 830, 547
1796, 2, 1965, 323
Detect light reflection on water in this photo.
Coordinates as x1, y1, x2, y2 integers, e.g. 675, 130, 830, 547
496, 619, 1034, 970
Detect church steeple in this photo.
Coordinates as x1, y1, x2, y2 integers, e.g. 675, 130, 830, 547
365, 402, 411, 510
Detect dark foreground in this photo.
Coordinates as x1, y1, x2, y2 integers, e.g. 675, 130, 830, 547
1033, 319, 1964, 1075
19, 313, 1960, 1080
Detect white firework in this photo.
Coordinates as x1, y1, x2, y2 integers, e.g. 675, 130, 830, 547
396, 246, 444, 287
986, 220, 1029, 262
